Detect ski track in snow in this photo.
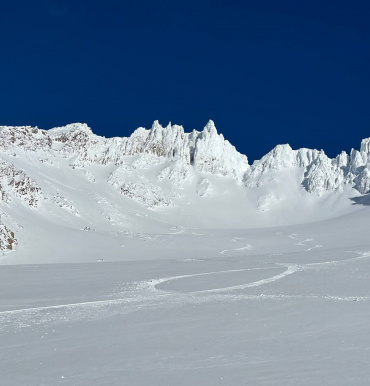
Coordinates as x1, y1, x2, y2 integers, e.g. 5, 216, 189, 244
295, 238, 313, 246
1, 251, 369, 331
307, 245, 323, 251
288, 234, 298, 239
232, 237, 246, 242
220, 245, 252, 255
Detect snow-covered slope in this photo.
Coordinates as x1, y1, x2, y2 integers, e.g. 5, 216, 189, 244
3, 121, 370, 386
0, 120, 369, 261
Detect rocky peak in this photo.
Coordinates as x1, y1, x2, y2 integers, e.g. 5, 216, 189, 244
192, 121, 248, 180
202, 119, 217, 135
244, 144, 321, 187
142, 121, 188, 159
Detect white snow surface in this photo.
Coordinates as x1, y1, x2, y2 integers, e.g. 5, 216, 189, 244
1, 121, 370, 385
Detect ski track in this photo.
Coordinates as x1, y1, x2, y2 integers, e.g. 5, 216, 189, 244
1, 251, 369, 331
295, 238, 313, 246
307, 245, 323, 251
220, 245, 252, 255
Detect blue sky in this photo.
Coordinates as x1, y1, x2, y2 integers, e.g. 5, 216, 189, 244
1, 0, 369, 161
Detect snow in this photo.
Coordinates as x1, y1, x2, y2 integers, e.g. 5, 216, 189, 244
1, 223, 370, 385
1, 120, 370, 384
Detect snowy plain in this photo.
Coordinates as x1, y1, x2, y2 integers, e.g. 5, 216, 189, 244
1, 122, 370, 385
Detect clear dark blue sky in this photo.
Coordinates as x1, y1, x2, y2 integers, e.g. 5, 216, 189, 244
1, 0, 369, 161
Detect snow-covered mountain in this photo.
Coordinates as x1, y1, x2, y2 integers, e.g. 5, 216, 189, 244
0, 120, 369, 259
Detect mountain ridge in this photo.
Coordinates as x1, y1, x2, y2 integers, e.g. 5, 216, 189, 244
0, 120, 369, 255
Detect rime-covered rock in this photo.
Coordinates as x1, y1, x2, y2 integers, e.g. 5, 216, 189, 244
302, 152, 345, 196
243, 138, 370, 196
244, 145, 320, 189
0, 121, 369, 204
192, 120, 249, 180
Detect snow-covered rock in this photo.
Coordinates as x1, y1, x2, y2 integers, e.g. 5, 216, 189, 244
2, 121, 367, 199
0, 119, 370, 259
0, 160, 43, 208
50, 192, 79, 216
0, 221, 16, 251
301, 151, 345, 196
46, 120, 249, 179
115, 181, 173, 209
244, 145, 320, 188
197, 178, 213, 197
191, 120, 249, 181
244, 139, 370, 196
0, 125, 51, 154
157, 160, 194, 189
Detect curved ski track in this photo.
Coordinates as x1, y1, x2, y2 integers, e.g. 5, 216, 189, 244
1, 251, 369, 331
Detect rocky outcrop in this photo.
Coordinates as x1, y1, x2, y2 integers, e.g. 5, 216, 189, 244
0, 160, 43, 208
0, 222, 16, 251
